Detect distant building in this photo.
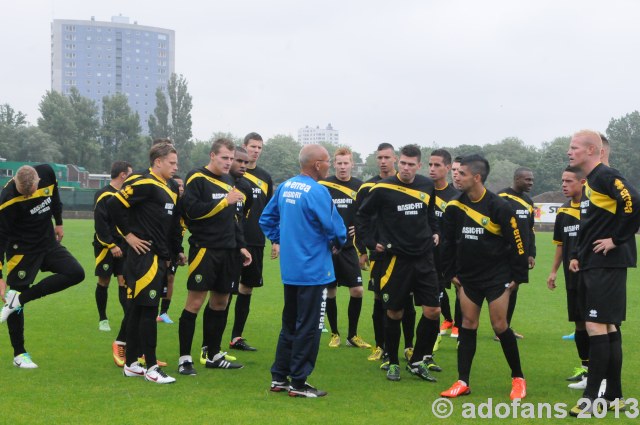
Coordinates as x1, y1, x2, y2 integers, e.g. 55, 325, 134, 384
51, 15, 175, 132
298, 123, 339, 145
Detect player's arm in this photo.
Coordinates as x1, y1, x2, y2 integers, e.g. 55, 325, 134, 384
313, 189, 347, 250
497, 202, 528, 284
594, 175, 640, 253
47, 166, 64, 241
440, 203, 459, 283
427, 187, 440, 246
355, 186, 380, 252
94, 193, 117, 249
547, 245, 562, 290
107, 179, 152, 254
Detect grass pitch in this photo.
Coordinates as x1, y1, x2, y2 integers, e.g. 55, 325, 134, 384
2, 220, 638, 424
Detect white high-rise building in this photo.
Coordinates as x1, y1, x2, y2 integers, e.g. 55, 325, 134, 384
298, 123, 339, 145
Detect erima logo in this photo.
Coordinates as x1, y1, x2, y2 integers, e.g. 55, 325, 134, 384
149, 290, 157, 299
589, 309, 598, 318
195, 274, 203, 283
103, 264, 109, 271
18, 271, 26, 279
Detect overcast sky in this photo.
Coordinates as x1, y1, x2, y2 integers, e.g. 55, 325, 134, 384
2, 0, 640, 156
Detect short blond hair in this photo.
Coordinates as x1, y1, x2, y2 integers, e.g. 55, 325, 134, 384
15, 166, 39, 196
334, 147, 352, 159
573, 129, 602, 151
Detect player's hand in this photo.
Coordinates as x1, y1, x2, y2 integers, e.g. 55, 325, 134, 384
568, 259, 580, 273
507, 281, 517, 291
176, 253, 187, 266
125, 233, 152, 255
359, 253, 369, 270
348, 225, 356, 238
375, 243, 385, 253
0, 278, 6, 303
546, 272, 556, 290
452, 276, 461, 289
271, 243, 280, 259
432, 234, 440, 246
593, 238, 616, 255
225, 189, 244, 205
110, 246, 123, 258
54, 225, 64, 242
240, 248, 252, 266
528, 256, 536, 269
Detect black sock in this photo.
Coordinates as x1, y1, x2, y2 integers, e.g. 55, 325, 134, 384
454, 295, 462, 328
440, 289, 452, 322
178, 309, 197, 357
458, 327, 477, 385
385, 317, 402, 365
95, 284, 108, 321
603, 331, 623, 400
201, 306, 211, 349
410, 316, 440, 363
159, 299, 171, 316
584, 334, 610, 399
139, 306, 158, 367
116, 300, 130, 342
506, 287, 518, 327
326, 296, 338, 334
498, 328, 523, 378
372, 298, 385, 348
402, 298, 415, 348
7, 311, 26, 356
205, 308, 228, 358
232, 293, 251, 339
118, 285, 127, 314
575, 329, 590, 368
347, 296, 362, 339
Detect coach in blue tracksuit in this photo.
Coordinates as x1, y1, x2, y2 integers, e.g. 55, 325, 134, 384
260, 144, 346, 398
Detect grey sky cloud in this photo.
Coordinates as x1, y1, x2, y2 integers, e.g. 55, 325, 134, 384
2, 0, 639, 157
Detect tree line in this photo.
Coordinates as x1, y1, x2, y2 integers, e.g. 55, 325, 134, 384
1, 77, 639, 195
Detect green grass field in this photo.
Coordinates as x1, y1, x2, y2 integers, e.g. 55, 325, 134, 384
2, 220, 638, 424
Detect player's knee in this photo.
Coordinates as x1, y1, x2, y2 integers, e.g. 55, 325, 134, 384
350, 286, 364, 298
68, 263, 85, 285
490, 320, 508, 335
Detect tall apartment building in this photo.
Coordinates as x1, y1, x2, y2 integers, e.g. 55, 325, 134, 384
298, 123, 340, 145
51, 16, 175, 132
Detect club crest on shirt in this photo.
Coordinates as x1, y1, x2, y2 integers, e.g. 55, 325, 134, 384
103, 264, 110, 271
482, 217, 489, 226
383, 293, 389, 302
195, 274, 203, 283
149, 290, 157, 299
44, 188, 50, 195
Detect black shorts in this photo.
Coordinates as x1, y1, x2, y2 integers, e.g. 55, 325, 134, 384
329, 247, 363, 289
93, 244, 125, 277
187, 246, 238, 293
460, 280, 511, 307
367, 258, 382, 293
566, 288, 581, 322
6, 244, 80, 289
240, 246, 264, 288
578, 268, 626, 324
123, 250, 167, 307
438, 278, 452, 291
378, 253, 439, 310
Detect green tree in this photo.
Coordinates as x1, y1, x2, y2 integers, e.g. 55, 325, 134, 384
260, 135, 302, 184
606, 111, 640, 184
0, 104, 27, 128
38, 90, 77, 164
68, 87, 101, 170
148, 88, 171, 140
485, 158, 521, 193
533, 136, 571, 194
101, 93, 142, 172
12, 126, 61, 163
0, 103, 29, 158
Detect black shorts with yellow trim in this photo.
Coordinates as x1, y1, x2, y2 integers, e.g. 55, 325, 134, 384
187, 246, 239, 294
578, 267, 626, 324
124, 250, 167, 307
5, 245, 79, 290
367, 258, 382, 293
378, 253, 439, 310
240, 246, 264, 288
329, 247, 363, 289
93, 244, 125, 277
460, 280, 511, 307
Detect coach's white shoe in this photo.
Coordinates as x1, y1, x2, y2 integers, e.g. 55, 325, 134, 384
145, 365, 176, 384
568, 376, 587, 390
1, 290, 22, 323
123, 361, 146, 377
14, 353, 38, 369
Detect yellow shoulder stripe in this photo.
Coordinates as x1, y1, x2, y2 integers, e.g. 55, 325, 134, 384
0, 184, 56, 211
447, 200, 502, 236
94, 191, 115, 207
557, 207, 580, 221
187, 172, 233, 194
371, 183, 431, 205
499, 193, 533, 213
319, 181, 358, 200
584, 181, 616, 215
244, 172, 269, 194
130, 178, 177, 204
435, 196, 449, 212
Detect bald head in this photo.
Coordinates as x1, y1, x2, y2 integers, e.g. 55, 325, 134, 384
568, 129, 603, 174
299, 144, 331, 181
